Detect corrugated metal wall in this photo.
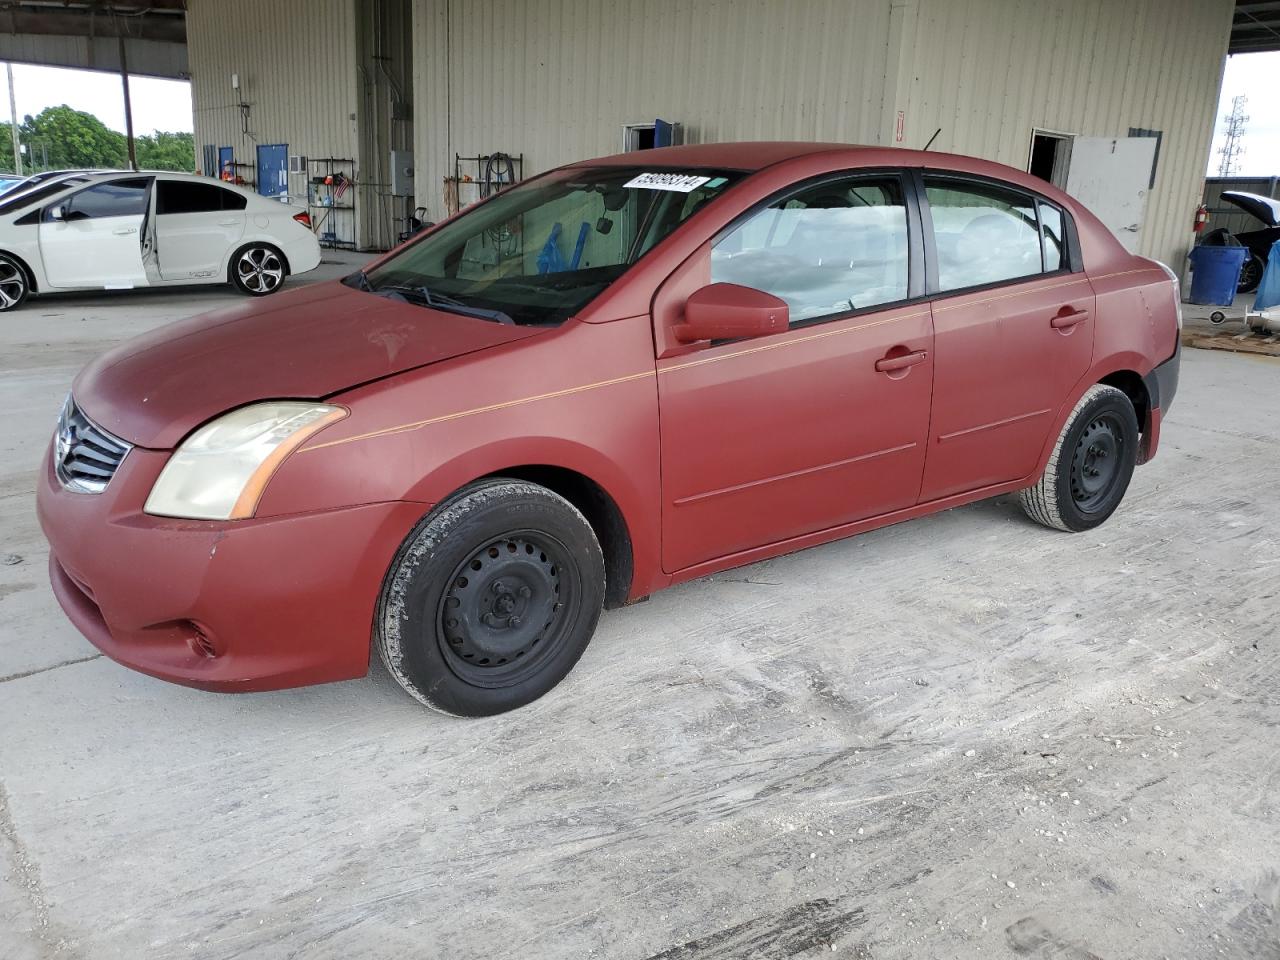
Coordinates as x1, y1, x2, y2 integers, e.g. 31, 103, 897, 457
411, 0, 894, 221
899, 0, 1233, 269
187, 0, 361, 240
410, 0, 1232, 269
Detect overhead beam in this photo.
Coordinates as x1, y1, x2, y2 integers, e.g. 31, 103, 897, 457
0, 8, 186, 44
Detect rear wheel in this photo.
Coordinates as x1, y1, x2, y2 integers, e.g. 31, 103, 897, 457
0, 253, 29, 312
230, 243, 287, 296
1238, 254, 1264, 295
1019, 384, 1139, 532
377, 479, 606, 717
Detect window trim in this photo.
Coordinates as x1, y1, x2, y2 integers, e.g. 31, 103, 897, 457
911, 168, 1083, 300
41, 175, 155, 223
708, 167, 926, 332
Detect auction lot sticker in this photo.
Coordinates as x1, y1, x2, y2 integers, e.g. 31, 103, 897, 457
624, 172, 711, 192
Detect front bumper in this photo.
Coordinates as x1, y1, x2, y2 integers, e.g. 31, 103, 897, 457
37, 443, 426, 692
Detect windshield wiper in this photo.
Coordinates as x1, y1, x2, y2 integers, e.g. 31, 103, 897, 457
374, 282, 515, 325
349, 269, 373, 291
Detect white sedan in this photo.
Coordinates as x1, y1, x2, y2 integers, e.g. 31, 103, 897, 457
0, 170, 322, 311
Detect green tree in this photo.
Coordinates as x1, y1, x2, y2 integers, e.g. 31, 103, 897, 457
0, 122, 18, 174
19, 105, 126, 171
135, 131, 195, 172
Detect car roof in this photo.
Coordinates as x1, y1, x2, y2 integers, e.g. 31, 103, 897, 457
571, 141, 1059, 192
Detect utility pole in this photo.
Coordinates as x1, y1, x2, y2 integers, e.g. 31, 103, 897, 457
5, 63, 20, 176
1217, 94, 1249, 177
118, 35, 137, 171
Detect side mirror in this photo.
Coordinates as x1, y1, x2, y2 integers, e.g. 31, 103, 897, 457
674, 282, 789, 343
49, 205, 66, 222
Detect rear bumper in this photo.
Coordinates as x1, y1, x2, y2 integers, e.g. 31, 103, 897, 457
1139, 341, 1180, 464
38, 445, 425, 692
1145, 340, 1180, 415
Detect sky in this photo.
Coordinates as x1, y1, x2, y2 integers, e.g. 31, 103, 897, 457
1208, 52, 1280, 177
0, 62, 192, 135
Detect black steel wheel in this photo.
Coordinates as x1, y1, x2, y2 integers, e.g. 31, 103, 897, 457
1068, 413, 1126, 515
230, 243, 287, 296
1019, 384, 1139, 532
377, 479, 605, 716
1238, 254, 1263, 295
0, 253, 29, 312
438, 533, 575, 688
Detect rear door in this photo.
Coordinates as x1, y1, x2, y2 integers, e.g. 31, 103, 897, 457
918, 175, 1094, 501
154, 178, 247, 281
39, 177, 153, 289
656, 172, 934, 572
256, 143, 289, 198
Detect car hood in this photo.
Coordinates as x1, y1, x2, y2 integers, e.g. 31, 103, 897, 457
73, 281, 544, 448
1221, 191, 1280, 228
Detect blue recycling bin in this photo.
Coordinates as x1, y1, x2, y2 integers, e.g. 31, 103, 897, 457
1188, 245, 1248, 306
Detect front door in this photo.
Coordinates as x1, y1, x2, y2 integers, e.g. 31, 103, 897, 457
155, 178, 247, 281
256, 143, 288, 198
656, 173, 933, 572
1063, 136, 1158, 253
39, 177, 152, 289
918, 176, 1094, 501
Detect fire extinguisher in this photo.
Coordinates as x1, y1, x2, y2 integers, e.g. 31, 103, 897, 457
1193, 203, 1209, 234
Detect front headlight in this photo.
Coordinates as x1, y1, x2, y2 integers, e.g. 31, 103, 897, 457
144, 402, 347, 520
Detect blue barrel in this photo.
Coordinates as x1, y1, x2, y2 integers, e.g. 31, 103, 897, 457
1188, 245, 1248, 306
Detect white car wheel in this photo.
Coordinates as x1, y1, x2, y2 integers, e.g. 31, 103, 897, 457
232, 244, 287, 296
0, 254, 29, 312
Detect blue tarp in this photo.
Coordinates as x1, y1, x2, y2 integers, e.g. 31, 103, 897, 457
1255, 238, 1280, 312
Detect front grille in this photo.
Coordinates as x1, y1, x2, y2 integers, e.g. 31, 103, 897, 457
53, 397, 131, 494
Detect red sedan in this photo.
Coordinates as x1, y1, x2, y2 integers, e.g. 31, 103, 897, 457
38, 143, 1181, 716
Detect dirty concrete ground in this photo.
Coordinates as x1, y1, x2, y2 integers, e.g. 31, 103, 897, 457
1, 260, 1279, 960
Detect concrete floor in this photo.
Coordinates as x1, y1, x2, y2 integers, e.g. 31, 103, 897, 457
1, 266, 1278, 960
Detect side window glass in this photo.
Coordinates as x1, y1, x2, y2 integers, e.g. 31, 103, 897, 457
158, 181, 249, 215
1038, 200, 1066, 272
711, 176, 909, 323
924, 180, 1041, 292
57, 178, 150, 222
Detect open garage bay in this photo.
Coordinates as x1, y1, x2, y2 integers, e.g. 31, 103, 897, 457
1, 272, 1278, 958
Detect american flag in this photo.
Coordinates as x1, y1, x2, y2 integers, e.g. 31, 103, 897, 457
333, 172, 351, 199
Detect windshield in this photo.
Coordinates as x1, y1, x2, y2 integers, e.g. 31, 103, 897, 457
359, 166, 743, 325
0, 176, 90, 215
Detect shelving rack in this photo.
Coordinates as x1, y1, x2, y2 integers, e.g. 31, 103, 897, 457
221, 161, 256, 190
307, 157, 357, 250
445, 152, 523, 215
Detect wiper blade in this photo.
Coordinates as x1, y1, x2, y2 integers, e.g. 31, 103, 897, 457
348, 269, 373, 291
375, 282, 515, 325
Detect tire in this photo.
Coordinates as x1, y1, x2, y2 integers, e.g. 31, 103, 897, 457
230, 243, 288, 296
1238, 254, 1264, 295
376, 479, 606, 717
1019, 384, 1139, 533
0, 252, 30, 312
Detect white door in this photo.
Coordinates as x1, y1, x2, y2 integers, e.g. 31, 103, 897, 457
39, 177, 152, 289
155, 179, 247, 281
1064, 137, 1159, 253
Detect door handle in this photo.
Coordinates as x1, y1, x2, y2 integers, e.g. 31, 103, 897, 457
112, 227, 138, 236
875, 350, 928, 373
1050, 308, 1090, 330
